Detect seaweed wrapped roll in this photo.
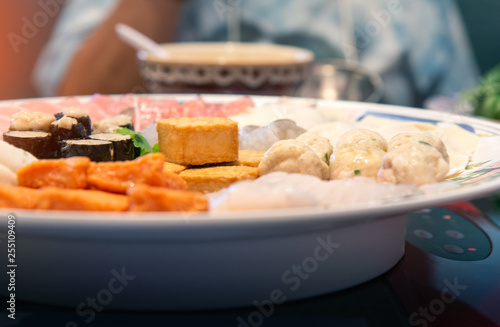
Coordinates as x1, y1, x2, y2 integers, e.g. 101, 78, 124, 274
50, 116, 88, 142
55, 107, 91, 135
89, 133, 135, 161
3, 131, 58, 159
61, 139, 112, 162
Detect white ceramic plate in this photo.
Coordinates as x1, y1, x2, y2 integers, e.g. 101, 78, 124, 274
1, 94, 500, 312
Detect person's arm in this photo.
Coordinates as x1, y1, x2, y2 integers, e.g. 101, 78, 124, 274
57, 0, 183, 96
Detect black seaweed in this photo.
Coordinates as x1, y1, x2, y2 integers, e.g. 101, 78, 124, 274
50, 121, 88, 142
90, 134, 135, 161
55, 111, 92, 136
3, 131, 59, 159
61, 140, 112, 162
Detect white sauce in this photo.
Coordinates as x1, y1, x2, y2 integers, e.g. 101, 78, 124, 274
63, 107, 87, 119
93, 115, 132, 133
52, 116, 77, 130
10, 111, 55, 132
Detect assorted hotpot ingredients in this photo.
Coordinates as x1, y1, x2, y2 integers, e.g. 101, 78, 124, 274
0, 94, 481, 212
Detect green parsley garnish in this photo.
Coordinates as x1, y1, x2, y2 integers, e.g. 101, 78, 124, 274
116, 127, 159, 156
419, 141, 432, 146
464, 63, 500, 119
371, 138, 377, 141
354, 169, 361, 176
325, 153, 330, 165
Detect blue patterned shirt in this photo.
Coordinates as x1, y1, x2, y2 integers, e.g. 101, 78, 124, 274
33, 0, 479, 107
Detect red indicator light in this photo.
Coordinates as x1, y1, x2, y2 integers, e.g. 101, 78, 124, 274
468, 248, 477, 251
443, 215, 451, 220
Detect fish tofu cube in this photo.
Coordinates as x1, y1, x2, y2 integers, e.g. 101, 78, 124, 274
0, 183, 40, 209
17, 157, 90, 189
87, 153, 187, 194
157, 117, 238, 165
163, 162, 187, 174
180, 166, 259, 193
128, 185, 208, 212
237, 150, 266, 167
35, 188, 130, 211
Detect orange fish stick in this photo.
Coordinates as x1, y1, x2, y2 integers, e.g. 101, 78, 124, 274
36, 187, 129, 211
87, 153, 187, 194
0, 183, 40, 209
128, 185, 208, 212
17, 157, 90, 189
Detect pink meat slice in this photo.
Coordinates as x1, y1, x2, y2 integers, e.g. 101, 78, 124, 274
91, 94, 134, 117
0, 95, 255, 138
67, 102, 108, 122
179, 96, 207, 117
0, 101, 61, 140
18, 100, 61, 114
220, 96, 254, 116
135, 97, 180, 130
56, 96, 85, 109
202, 96, 254, 117
204, 103, 223, 117
135, 95, 253, 126
118, 94, 136, 108
58, 95, 114, 122
0, 106, 27, 139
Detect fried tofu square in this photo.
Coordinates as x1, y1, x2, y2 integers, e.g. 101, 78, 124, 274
179, 165, 259, 193
128, 185, 208, 212
237, 150, 266, 167
35, 187, 130, 211
17, 157, 90, 189
163, 162, 187, 174
157, 117, 238, 166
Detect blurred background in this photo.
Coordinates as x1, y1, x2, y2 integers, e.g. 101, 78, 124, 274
0, 0, 499, 111
0, 1, 59, 100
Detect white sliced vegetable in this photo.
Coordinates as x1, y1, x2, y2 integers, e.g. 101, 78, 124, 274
0, 140, 38, 173
0, 163, 17, 185
429, 124, 478, 163
140, 121, 158, 147
209, 172, 418, 211
230, 103, 330, 130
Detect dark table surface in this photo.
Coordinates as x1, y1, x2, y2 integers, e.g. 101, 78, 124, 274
1, 195, 499, 327
0, 276, 409, 327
